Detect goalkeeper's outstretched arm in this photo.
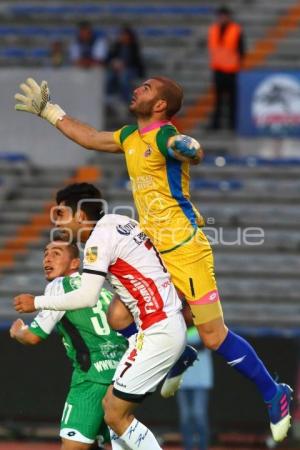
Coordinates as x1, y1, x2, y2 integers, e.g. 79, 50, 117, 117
14, 78, 204, 160
56, 116, 122, 153
14, 78, 121, 153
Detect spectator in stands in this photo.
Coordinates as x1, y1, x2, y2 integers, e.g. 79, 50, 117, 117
207, 6, 246, 131
106, 26, 145, 106
177, 305, 213, 450
69, 21, 108, 69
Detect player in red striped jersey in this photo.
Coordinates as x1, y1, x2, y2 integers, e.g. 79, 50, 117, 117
14, 183, 186, 450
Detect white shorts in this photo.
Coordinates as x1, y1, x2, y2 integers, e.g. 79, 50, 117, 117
113, 313, 187, 401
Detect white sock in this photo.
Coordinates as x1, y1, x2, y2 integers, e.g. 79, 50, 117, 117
119, 418, 162, 449
109, 427, 129, 449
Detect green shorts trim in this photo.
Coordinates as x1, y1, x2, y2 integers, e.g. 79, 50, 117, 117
60, 381, 110, 443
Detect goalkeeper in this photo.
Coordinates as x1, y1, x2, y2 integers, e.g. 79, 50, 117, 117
15, 76, 292, 442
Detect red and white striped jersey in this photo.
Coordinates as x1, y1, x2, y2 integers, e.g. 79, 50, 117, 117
83, 214, 182, 330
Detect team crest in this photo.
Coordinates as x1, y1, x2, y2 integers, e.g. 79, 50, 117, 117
85, 246, 98, 264
144, 145, 152, 157
136, 331, 144, 351
69, 275, 82, 290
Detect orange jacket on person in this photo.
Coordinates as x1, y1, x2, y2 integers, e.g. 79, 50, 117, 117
208, 22, 242, 73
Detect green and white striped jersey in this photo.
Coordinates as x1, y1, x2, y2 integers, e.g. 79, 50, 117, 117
29, 272, 128, 386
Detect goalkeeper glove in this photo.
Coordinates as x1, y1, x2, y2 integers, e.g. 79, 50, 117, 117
167, 134, 201, 160
14, 77, 66, 126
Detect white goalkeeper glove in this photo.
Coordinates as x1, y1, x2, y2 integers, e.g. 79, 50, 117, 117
14, 77, 66, 126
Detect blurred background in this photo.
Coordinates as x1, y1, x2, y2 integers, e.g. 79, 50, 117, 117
1, 0, 300, 449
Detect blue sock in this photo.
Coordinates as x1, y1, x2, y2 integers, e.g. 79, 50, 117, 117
117, 322, 137, 339
216, 330, 278, 401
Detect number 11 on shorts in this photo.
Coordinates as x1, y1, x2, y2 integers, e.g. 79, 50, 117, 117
61, 402, 73, 424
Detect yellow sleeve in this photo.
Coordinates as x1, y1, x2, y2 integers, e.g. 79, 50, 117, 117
113, 127, 124, 152
113, 125, 139, 152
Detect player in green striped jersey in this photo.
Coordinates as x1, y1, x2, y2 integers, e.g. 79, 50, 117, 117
10, 236, 127, 450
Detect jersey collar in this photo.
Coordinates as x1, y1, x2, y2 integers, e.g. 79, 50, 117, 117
139, 120, 172, 135
69, 271, 80, 278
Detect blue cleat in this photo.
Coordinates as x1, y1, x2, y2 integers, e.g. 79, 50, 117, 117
266, 383, 293, 442
161, 345, 198, 398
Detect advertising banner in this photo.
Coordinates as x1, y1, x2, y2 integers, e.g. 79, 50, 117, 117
238, 71, 300, 137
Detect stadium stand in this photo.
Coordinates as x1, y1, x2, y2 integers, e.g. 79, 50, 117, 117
0, 154, 30, 205
1, 152, 300, 332
1, 0, 300, 131
0, 157, 69, 315
0, 0, 299, 327
1, 0, 300, 161
0, 160, 102, 322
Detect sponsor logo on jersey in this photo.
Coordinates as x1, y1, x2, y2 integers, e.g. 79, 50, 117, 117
134, 231, 147, 245
135, 175, 153, 190
116, 221, 137, 235
62, 337, 71, 349
130, 175, 154, 192
85, 246, 98, 264
110, 431, 119, 441
209, 292, 217, 301
144, 145, 152, 157
94, 359, 119, 372
160, 279, 171, 289
101, 342, 125, 359
115, 379, 127, 388
123, 274, 157, 313
69, 275, 81, 290
98, 434, 105, 445
136, 332, 144, 351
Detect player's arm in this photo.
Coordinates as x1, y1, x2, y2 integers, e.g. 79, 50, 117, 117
107, 295, 134, 330
14, 271, 106, 312
57, 116, 121, 153
14, 77, 121, 153
9, 319, 42, 345
35, 270, 106, 311
14, 225, 113, 313
10, 291, 63, 342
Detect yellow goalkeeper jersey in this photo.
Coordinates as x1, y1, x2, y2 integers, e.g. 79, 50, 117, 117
113, 121, 204, 253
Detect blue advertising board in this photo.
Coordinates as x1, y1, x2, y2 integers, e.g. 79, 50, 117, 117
237, 70, 300, 137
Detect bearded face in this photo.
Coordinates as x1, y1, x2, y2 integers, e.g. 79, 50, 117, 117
129, 95, 159, 118
129, 79, 164, 119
